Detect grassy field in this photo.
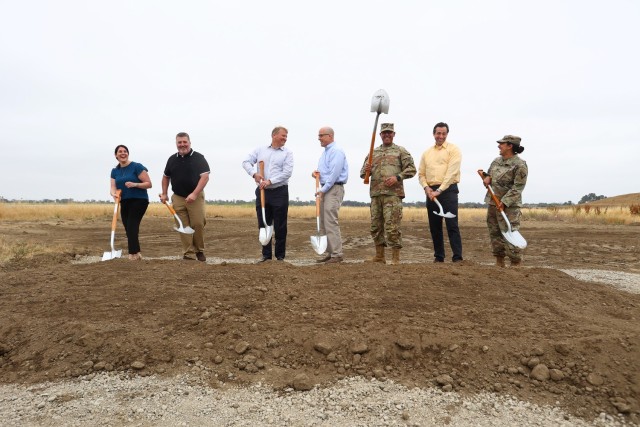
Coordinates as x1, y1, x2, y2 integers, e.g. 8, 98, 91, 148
1, 202, 639, 224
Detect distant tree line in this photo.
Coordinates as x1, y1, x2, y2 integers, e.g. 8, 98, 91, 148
0, 196, 604, 208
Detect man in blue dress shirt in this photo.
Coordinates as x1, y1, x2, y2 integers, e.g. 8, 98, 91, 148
242, 126, 294, 262
314, 126, 348, 263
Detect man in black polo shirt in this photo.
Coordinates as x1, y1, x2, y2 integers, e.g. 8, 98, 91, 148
160, 132, 210, 261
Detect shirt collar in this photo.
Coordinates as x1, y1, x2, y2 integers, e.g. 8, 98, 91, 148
176, 149, 194, 158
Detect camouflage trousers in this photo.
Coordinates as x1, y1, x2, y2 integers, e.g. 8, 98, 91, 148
486, 204, 523, 261
370, 195, 403, 249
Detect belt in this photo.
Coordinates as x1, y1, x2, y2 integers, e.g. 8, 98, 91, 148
264, 184, 288, 190
322, 182, 344, 186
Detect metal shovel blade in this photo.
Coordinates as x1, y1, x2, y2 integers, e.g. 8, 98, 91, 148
174, 225, 195, 234
500, 211, 527, 249
102, 231, 122, 261
172, 212, 195, 234
102, 249, 122, 261
433, 198, 456, 218
161, 200, 196, 234
370, 89, 390, 114
310, 235, 328, 255
259, 208, 273, 245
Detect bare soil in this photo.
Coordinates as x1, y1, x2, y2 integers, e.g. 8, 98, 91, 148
1, 216, 639, 423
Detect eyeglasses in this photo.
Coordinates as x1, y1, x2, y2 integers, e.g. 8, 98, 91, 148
318, 133, 330, 137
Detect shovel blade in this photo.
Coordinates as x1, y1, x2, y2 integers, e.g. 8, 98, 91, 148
174, 226, 195, 234
432, 210, 456, 218
370, 89, 390, 114
310, 235, 328, 255
101, 249, 122, 261
499, 210, 527, 249
502, 230, 528, 249
259, 226, 273, 246
433, 198, 456, 218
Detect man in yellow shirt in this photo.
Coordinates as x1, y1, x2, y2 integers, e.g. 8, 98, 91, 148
418, 122, 463, 263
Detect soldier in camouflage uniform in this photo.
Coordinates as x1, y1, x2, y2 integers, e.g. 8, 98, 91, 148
481, 135, 528, 267
359, 123, 416, 265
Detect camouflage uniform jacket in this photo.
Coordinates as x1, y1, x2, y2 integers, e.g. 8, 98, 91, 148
360, 144, 416, 198
485, 155, 528, 208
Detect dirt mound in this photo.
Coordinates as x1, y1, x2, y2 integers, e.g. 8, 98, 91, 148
587, 193, 640, 207
0, 217, 638, 423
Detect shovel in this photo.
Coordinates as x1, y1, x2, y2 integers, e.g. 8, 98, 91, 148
102, 189, 122, 261
258, 160, 273, 245
160, 197, 195, 234
363, 89, 390, 184
433, 197, 456, 218
478, 170, 527, 249
310, 172, 328, 255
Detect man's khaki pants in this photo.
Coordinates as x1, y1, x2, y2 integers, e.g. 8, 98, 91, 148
172, 192, 206, 257
319, 185, 345, 258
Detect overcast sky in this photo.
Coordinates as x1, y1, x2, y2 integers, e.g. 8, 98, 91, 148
2, 0, 638, 204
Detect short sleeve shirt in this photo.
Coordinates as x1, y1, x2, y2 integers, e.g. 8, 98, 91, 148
163, 150, 210, 197
111, 162, 149, 200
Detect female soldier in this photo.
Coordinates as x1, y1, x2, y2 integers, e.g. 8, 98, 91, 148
482, 135, 528, 267
110, 145, 152, 260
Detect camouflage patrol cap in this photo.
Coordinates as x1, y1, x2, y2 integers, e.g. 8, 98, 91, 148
497, 135, 521, 145
380, 123, 395, 133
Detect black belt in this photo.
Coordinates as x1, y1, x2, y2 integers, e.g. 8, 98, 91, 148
322, 182, 344, 186
264, 185, 288, 191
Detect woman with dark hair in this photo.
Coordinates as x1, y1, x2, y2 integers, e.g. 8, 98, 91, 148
481, 135, 528, 267
110, 145, 152, 260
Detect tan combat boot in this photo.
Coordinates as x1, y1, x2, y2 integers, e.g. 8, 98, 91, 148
390, 248, 401, 265
366, 245, 386, 263
495, 256, 506, 267
510, 259, 522, 267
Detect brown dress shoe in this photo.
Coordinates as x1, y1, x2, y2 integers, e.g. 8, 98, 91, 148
325, 256, 343, 264
316, 254, 331, 263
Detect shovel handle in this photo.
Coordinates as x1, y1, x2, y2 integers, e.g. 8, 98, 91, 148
110, 190, 121, 231
259, 161, 266, 207
162, 199, 177, 216
478, 169, 504, 211
314, 171, 321, 216
363, 112, 381, 184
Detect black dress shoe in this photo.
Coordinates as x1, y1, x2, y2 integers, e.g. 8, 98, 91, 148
256, 257, 271, 263
196, 252, 206, 262
433, 258, 444, 263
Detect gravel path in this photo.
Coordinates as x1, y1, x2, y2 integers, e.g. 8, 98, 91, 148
0, 374, 632, 427
560, 270, 640, 294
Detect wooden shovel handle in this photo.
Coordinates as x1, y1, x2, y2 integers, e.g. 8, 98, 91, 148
163, 200, 177, 216
363, 112, 381, 184
314, 171, 321, 216
110, 190, 121, 230
477, 169, 504, 211
259, 161, 266, 207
